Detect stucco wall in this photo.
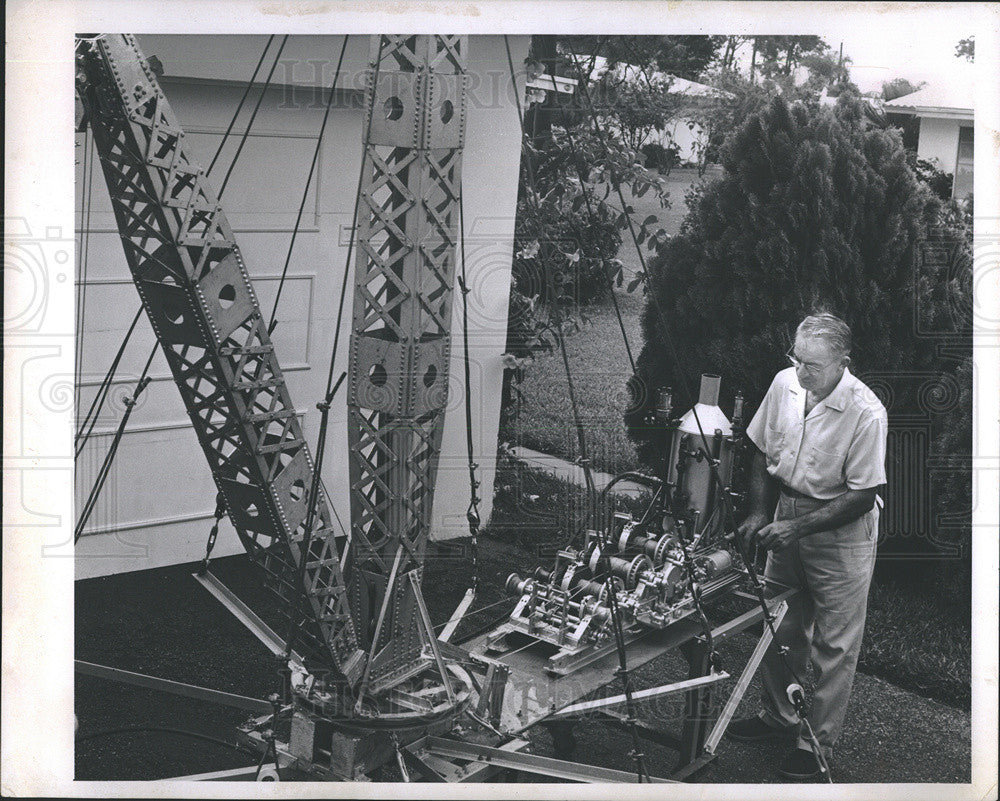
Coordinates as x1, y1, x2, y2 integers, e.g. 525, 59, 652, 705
658, 117, 705, 164
916, 116, 962, 174
74, 35, 528, 577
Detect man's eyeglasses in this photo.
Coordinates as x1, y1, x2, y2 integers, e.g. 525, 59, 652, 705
786, 349, 841, 374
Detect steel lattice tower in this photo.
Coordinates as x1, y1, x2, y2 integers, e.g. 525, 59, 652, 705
345, 35, 468, 694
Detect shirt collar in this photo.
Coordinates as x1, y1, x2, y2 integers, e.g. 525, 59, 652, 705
786, 366, 853, 412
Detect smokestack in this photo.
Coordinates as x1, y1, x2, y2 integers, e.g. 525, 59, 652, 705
676, 373, 732, 436
698, 374, 721, 407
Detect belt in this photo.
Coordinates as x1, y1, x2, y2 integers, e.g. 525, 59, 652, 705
777, 482, 821, 501
778, 483, 884, 509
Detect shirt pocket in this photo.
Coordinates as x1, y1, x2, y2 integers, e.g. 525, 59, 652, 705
805, 442, 847, 487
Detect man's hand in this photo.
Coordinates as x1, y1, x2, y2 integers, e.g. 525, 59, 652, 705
756, 519, 804, 551
736, 510, 770, 550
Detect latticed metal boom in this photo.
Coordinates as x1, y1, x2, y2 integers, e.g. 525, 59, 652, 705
345, 35, 468, 691
75, 34, 365, 684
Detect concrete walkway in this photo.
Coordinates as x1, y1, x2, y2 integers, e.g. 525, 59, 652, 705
510, 445, 651, 498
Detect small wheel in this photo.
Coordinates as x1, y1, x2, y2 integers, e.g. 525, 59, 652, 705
626, 555, 652, 590
652, 534, 674, 564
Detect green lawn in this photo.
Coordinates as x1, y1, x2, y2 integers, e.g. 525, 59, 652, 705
511, 287, 644, 474
860, 578, 971, 707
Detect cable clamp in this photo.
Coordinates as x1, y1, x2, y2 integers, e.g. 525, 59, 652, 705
466, 507, 481, 530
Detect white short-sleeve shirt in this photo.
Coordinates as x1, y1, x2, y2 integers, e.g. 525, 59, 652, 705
745, 367, 888, 500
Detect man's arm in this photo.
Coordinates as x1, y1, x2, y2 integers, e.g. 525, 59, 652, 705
735, 445, 778, 544
755, 487, 877, 551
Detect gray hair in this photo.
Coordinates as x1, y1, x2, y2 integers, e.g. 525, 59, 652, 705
796, 313, 852, 356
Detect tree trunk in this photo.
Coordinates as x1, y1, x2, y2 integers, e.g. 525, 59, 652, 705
723, 36, 737, 71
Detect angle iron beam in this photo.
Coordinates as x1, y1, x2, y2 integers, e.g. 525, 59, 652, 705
439, 587, 475, 643
167, 766, 268, 781
420, 736, 677, 784
75, 659, 273, 714
703, 599, 789, 754
596, 708, 683, 750
192, 570, 305, 666
708, 587, 798, 643
552, 671, 730, 717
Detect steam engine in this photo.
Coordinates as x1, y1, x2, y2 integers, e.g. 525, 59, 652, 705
490, 374, 748, 674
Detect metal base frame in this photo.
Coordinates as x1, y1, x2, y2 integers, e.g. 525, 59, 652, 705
76, 586, 797, 782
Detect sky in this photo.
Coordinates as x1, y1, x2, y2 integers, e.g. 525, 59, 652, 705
729, 5, 979, 96
817, 15, 976, 94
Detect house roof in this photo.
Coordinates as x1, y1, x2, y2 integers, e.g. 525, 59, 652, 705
576, 54, 734, 100
883, 75, 974, 119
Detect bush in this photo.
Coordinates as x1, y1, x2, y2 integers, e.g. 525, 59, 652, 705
624, 94, 971, 575
689, 70, 774, 172
502, 119, 670, 439
511, 127, 666, 306
641, 141, 681, 173
908, 153, 954, 201
512, 179, 622, 306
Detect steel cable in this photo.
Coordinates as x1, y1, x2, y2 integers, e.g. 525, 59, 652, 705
218, 36, 289, 198
457, 193, 483, 595
74, 346, 156, 542
206, 35, 276, 176
284, 35, 386, 662
267, 35, 349, 335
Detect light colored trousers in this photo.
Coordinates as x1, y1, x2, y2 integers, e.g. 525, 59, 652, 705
758, 491, 878, 759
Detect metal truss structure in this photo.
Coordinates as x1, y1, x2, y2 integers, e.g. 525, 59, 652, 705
345, 35, 469, 693
77, 31, 472, 700
75, 34, 365, 684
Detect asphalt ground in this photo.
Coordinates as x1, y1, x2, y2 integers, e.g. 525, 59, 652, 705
75, 543, 971, 785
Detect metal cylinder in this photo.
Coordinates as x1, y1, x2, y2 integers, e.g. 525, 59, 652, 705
698, 374, 722, 406
572, 578, 606, 598
696, 549, 733, 578
582, 599, 612, 625
656, 386, 673, 422
506, 573, 528, 596
608, 554, 651, 590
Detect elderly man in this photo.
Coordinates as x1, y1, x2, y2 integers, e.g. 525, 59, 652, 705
726, 313, 887, 780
